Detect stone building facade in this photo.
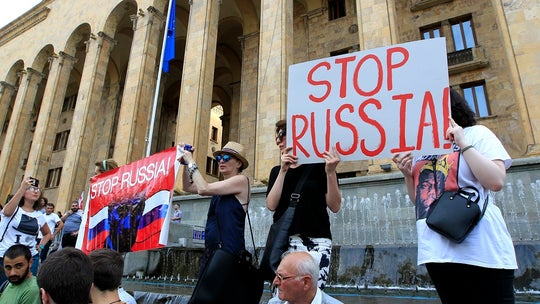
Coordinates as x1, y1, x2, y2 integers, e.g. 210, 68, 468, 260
0, 0, 537, 211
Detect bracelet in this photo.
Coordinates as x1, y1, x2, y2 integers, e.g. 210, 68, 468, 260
187, 163, 199, 183
39, 244, 44, 250
461, 145, 474, 154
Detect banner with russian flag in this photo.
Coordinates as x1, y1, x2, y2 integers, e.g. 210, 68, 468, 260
77, 146, 181, 253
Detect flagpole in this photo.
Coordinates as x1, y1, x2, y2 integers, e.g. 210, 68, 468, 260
146, 0, 174, 157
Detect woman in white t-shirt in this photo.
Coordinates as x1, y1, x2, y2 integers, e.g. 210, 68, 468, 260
393, 89, 517, 303
0, 177, 52, 285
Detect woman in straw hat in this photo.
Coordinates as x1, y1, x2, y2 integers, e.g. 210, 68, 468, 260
178, 141, 250, 274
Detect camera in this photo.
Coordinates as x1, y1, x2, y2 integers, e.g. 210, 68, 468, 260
29, 177, 39, 187
179, 144, 194, 165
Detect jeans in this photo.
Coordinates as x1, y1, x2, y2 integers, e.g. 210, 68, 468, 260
40, 240, 52, 262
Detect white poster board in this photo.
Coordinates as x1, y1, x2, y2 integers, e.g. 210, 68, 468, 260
287, 38, 451, 164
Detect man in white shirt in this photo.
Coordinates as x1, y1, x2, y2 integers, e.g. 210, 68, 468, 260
171, 203, 182, 223
40, 203, 63, 262
270, 251, 342, 304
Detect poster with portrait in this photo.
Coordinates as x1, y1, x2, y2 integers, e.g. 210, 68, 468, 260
76, 146, 181, 253
287, 37, 451, 163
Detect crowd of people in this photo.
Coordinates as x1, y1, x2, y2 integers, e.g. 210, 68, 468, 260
177, 89, 516, 303
0, 89, 518, 303
0, 240, 136, 304
0, 159, 137, 303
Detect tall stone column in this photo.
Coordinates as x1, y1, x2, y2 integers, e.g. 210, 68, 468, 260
114, 7, 164, 164
95, 81, 121, 159
227, 81, 241, 142
25, 52, 76, 180
355, 0, 397, 50
57, 32, 115, 210
0, 68, 44, 198
254, 0, 293, 183
0, 81, 17, 140
238, 32, 259, 182
175, 0, 220, 175
491, 0, 538, 154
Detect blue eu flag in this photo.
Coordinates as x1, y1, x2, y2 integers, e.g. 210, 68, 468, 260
163, 0, 175, 73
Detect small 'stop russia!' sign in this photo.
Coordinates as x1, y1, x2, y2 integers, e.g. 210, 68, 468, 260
287, 37, 451, 164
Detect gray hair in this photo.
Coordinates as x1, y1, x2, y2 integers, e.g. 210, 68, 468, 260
283, 251, 319, 287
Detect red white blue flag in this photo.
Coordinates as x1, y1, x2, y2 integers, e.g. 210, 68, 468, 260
77, 146, 181, 253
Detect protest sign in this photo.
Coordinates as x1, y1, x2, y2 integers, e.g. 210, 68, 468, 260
76, 146, 181, 253
287, 37, 451, 163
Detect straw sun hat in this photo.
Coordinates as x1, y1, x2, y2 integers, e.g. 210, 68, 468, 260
212, 141, 249, 170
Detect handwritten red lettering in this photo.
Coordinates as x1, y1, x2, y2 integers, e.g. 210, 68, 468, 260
292, 115, 310, 157
335, 104, 358, 155
307, 61, 332, 103
390, 94, 415, 154
312, 110, 332, 157
386, 47, 409, 91
359, 99, 385, 156
335, 56, 356, 98
442, 87, 452, 149
354, 54, 383, 97
417, 91, 439, 150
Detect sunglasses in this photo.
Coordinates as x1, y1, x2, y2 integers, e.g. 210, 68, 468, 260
215, 154, 232, 163
275, 129, 286, 141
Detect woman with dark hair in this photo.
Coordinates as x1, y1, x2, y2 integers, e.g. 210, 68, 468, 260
0, 178, 51, 285
266, 119, 341, 289
393, 89, 517, 303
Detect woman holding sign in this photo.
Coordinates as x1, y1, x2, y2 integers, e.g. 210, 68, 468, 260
392, 89, 517, 303
266, 119, 341, 289
179, 141, 262, 303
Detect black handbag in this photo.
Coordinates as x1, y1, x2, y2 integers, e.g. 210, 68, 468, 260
189, 181, 263, 304
259, 166, 312, 281
188, 248, 262, 304
425, 156, 488, 243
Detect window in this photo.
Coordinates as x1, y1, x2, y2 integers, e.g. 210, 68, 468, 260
53, 130, 70, 151
330, 45, 360, 57
461, 82, 489, 117
45, 167, 62, 188
211, 126, 218, 142
206, 156, 219, 177
328, 0, 346, 20
62, 94, 77, 112
451, 17, 476, 51
421, 26, 441, 40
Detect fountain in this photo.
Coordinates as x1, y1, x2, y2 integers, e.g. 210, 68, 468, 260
122, 157, 540, 302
